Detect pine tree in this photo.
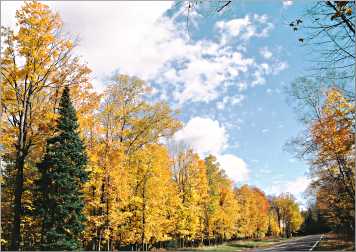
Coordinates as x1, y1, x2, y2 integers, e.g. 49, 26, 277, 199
35, 86, 89, 250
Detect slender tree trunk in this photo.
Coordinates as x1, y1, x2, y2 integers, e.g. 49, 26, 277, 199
10, 152, 25, 250
141, 175, 148, 251
92, 237, 96, 251
118, 240, 121, 251
98, 231, 101, 251
10, 90, 32, 251
141, 199, 146, 250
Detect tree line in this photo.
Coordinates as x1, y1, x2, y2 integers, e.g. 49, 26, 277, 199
0, 1, 305, 251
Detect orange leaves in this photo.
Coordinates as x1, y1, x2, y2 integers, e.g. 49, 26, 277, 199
311, 88, 354, 164
235, 185, 270, 238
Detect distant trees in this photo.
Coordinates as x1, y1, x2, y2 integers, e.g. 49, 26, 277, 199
300, 203, 330, 235
269, 194, 303, 238
235, 185, 270, 238
203, 155, 239, 243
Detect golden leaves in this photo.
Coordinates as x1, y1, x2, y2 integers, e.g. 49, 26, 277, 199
311, 88, 354, 161
235, 185, 270, 238
308, 88, 354, 232
1, 0, 97, 163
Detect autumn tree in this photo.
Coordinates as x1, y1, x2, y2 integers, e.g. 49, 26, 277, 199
308, 88, 355, 234
82, 74, 181, 250
286, 74, 354, 236
203, 155, 221, 243
311, 89, 354, 203
270, 194, 303, 238
82, 86, 129, 251
235, 185, 269, 238
123, 145, 180, 250
171, 149, 209, 247
0, 1, 96, 249
267, 208, 281, 237
203, 155, 239, 244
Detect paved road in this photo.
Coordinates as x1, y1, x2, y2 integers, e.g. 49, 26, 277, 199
250, 234, 324, 251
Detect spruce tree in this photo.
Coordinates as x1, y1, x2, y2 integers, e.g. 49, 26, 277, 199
35, 86, 88, 250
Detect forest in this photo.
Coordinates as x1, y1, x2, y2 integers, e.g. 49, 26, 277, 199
0, 1, 355, 251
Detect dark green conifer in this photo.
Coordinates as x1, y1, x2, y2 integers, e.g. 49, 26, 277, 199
35, 86, 88, 250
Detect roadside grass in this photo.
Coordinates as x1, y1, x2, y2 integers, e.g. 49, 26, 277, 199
315, 233, 355, 251
177, 237, 289, 251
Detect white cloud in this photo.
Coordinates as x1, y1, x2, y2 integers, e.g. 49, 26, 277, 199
168, 48, 255, 104
173, 117, 228, 156
272, 61, 288, 74
237, 82, 248, 92
251, 70, 266, 86
259, 168, 271, 174
216, 154, 249, 182
216, 95, 245, 110
216, 14, 274, 43
283, 0, 293, 7
261, 128, 269, 134
260, 47, 273, 59
250, 59, 288, 87
51, 3, 275, 105
1, 1, 174, 90
230, 95, 245, 105
216, 15, 250, 39
286, 177, 310, 194
1, 1, 23, 28
2, 2, 287, 106
173, 117, 249, 182
266, 176, 310, 207
216, 101, 225, 110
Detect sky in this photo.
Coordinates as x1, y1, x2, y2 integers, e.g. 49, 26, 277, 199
1, 0, 316, 207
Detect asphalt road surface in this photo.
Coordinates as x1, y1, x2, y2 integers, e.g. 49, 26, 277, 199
250, 234, 324, 251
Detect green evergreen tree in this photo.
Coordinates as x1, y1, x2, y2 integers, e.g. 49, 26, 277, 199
35, 86, 88, 250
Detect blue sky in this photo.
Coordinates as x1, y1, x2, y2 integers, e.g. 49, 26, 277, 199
2, 0, 316, 206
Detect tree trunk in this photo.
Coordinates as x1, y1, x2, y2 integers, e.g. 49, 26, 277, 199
141, 176, 147, 251
10, 89, 31, 251
99, 231, 102, 251
10, 152, 25, 250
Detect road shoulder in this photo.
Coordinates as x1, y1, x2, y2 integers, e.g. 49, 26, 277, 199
314, 233, 355, 251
